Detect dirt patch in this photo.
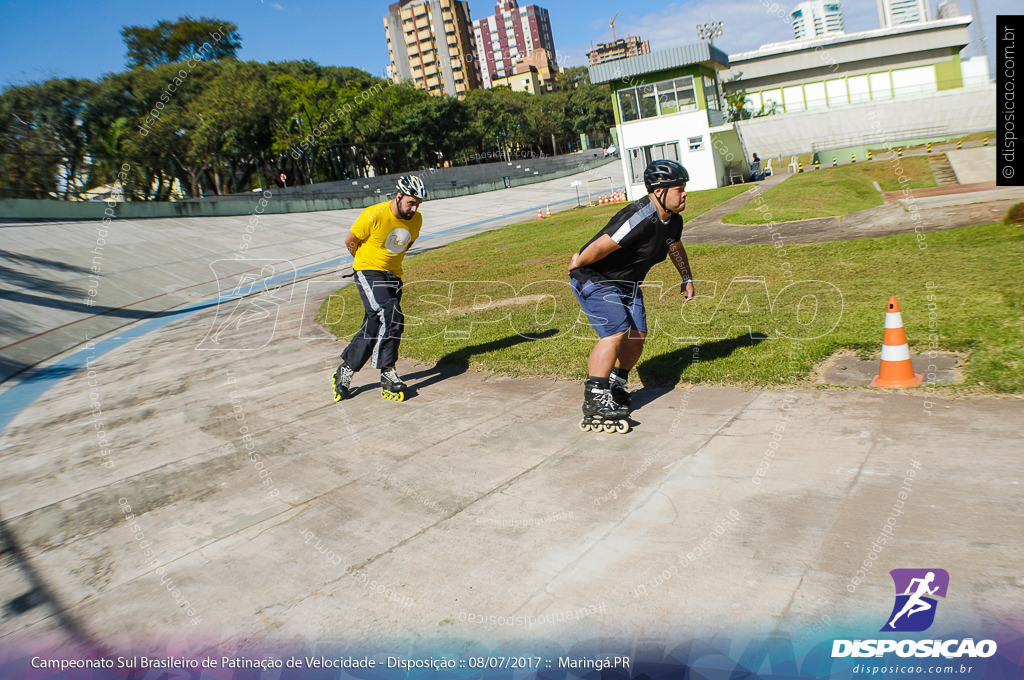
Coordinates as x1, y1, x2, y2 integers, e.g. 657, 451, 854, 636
813, 350, 965, 387
431, 294, 551, 318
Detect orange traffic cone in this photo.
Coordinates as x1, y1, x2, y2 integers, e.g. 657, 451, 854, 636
546, 204, 552, 218
537, 206, 543, 219
871, 297, 923, 388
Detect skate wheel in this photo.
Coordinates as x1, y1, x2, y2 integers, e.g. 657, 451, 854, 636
602, 421, 616, 433
333, 391, 342, 403
579, 418, 591, 432
394, 391, 405, 402
615, 420, 630, 434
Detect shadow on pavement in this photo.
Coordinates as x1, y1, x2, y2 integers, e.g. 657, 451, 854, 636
632, 333, 767, 408
404, 329, 559, 395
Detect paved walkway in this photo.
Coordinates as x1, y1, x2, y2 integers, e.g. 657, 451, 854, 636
1, 164, 1022, 662
684, 170, 1023, 246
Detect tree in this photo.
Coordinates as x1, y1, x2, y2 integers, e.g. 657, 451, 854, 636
0, 79, 92, 199
121, 16, 241, 68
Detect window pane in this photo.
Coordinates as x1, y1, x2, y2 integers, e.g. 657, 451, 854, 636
618, 89, 639, 122
870, 72, 892, 100
704, 76, 721, 111
675, 77, 696, 111
848, 75, 870, 104
782, 85, 805, 112
804, 82, 827, 110
638, 84, 658, 118
825, 79, 847, 107
657, 80, 679, 115
628, 148, 645, 184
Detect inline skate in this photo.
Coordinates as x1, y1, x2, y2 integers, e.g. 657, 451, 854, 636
380, 367, 407, 401
331, 364, 354, 402
609, 371, 633, 409
580, 378, 631, 433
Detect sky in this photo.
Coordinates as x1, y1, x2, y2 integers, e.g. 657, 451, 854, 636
0, 0, 1013, 89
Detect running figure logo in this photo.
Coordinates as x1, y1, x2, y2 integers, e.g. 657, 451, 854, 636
881, 568, 949, 632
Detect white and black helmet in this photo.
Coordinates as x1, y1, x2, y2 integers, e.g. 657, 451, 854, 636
396, 175, 428, 200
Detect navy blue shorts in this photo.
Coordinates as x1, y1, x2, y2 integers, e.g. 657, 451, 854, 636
571, 278, 647, 338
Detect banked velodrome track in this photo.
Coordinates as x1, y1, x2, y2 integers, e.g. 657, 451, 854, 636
1, 166, 1022, 665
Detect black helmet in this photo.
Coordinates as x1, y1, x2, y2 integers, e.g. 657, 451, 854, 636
644, 159, 689, 193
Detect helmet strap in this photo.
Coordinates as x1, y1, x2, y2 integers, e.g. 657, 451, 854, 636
654, 187, 672, 217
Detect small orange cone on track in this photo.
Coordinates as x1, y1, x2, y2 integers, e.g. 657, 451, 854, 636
546, 204, 552, 217
871, 296, 923, 388
537, 206, 543, 219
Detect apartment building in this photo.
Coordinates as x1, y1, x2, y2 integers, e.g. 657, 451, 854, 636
472, 0, 557, 90
385, 0, 481, 97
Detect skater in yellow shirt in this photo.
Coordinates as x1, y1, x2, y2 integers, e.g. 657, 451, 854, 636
331, 175, 426, 402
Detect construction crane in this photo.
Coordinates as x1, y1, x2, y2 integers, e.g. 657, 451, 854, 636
610, 12, 619, 42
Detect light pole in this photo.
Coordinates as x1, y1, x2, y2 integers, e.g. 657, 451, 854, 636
696, 21, 724, 45
697, 22, 725, 113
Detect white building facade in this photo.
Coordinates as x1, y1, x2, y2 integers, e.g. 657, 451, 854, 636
791, 0, 845, 40
590, 44, 748, 196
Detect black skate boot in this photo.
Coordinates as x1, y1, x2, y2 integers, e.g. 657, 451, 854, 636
331, 363, 355, 402
609, 371, 633, 409
380, 366, 407, 401
580, 378, 631, 434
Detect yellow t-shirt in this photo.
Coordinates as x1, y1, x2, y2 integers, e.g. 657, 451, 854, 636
350, 200, 422, 278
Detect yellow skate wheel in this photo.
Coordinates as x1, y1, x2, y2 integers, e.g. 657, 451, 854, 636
615, 420, 631, 434
393, 391, 405, 402
602, 421, 616, 433
579, 418, 590, 432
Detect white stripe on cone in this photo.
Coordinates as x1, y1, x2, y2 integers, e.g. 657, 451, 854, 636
880, 343, 911, 362
884, 312, 904, 329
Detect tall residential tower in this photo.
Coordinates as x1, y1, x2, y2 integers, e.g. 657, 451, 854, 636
385, 0, 481, 97
790, 0, 845, 40
472, 1, 557, 90
877, 0, 929, 27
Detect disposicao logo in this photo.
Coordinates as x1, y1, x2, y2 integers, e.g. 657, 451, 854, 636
881, 568, 948, 632
832, 569, 998, 659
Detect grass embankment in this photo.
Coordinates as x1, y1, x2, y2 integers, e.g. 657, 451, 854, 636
724, 158, 937, 224
319, 192, 1024, 394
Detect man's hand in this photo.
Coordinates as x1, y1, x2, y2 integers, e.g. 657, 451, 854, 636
569, 252, 580, 274
681, 280, 695, 302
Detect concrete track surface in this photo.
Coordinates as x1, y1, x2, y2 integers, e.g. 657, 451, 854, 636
1, 167, 1022, 663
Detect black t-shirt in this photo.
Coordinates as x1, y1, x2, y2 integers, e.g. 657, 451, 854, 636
571, 195, 683, 285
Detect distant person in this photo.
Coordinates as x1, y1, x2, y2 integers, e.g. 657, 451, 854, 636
568, 159, 696, 434
331, 175, 427, 403
750, 153, 764, 181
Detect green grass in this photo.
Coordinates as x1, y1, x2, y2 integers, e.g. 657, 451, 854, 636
723, 158, 937, 224
319, 197, 1024, 395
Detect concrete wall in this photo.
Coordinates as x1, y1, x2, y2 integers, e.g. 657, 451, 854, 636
734, 84, 995, 158
1, 154, 617, 221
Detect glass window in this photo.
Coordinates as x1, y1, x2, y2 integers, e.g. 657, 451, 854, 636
761, 89, 783, 111
782, 85, 805, 112
657, 81, 679, 115
688, 136, 704, 152
675, 77, 696, 111
848, 75, 870, 104
870, 72, 893, 100
627, 143, 680, 184
704, 76, 720, 111
628, 147, 646, 184
638, 84, 658, 119
804, 82, 827, 110
618, 89, 639, 122
825, 79, 847, 107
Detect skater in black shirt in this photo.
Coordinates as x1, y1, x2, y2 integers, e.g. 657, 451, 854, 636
569, 159, 696, 433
